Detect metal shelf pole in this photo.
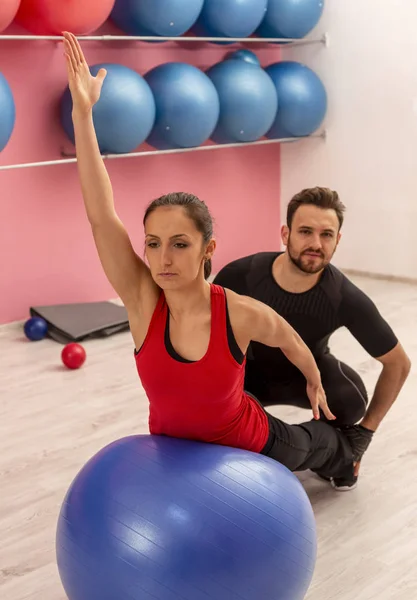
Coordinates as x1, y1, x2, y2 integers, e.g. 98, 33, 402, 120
0, 133, 325, 172
0, 33, 327, 47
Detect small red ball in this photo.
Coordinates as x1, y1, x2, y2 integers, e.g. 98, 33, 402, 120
61, 343, 86, 370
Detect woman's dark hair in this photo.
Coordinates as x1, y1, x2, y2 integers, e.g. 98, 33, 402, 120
287, 187, 346, 231
143, 192, 214, 279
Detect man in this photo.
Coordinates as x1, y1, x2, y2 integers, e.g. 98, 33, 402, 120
214, 187, 411, 490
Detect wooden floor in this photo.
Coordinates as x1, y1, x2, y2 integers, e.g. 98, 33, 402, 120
1, 274, 416, 600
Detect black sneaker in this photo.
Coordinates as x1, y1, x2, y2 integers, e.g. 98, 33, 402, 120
330, 475, 358, 491
315, 471, 358, 491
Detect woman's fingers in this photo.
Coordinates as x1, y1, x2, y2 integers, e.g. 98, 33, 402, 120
312, 397, 320, 420
319, 391, 336, 420
306, 383, 336, 421
67, 32, 84, 67
322, 402, 337, 421
73, 33, 86, 66
64, 52, 75, 79
63, 37, 78, 74
63, 32, 82, 69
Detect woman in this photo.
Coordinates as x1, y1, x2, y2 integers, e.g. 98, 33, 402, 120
62, 32, 361, 484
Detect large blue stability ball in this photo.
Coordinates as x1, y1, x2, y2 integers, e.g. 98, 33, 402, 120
111, 0, 204, 37
265, 61, 327, 138
144, 62, 220, 150
194, 0, 268, 39
257, 0, 325, 39
0, 72, 16, 152
61, 64, 156, 154
56, 435, 317, 600
206, 59, 278, 144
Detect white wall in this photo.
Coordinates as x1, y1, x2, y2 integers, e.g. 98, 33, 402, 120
280, 0, 417, 279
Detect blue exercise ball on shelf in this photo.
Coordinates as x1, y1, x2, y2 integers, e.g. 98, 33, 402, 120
61, 63, 156, 154
257, 0, 325, 40
265, 61, 327, 138
24, 317, 48, 341
194, 0, 268, 40
226, 48, 261, 67
206, 59, 278, 144
144, 62, 220, 150
0, 72, 16, 152
111, 0, 205, 37
56, 434, 317, 600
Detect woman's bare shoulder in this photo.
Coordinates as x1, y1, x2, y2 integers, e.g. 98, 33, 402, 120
224, 287, 265, 313
223, 286, 280, 345
223, 287, 266, 339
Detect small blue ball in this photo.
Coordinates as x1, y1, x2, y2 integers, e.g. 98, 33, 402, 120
24, 317, 48, 341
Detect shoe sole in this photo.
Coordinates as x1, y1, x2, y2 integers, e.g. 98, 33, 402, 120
330, 479, 357, 492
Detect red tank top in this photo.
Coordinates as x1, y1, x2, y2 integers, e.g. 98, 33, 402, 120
135, 284, 269, 453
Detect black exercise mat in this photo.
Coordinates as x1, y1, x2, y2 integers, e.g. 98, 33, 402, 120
29, 301, 130, 344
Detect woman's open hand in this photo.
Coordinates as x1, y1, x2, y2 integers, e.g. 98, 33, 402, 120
63, 31, 107, 116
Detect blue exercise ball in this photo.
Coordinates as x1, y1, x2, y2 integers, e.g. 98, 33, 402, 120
144, 62, 219, 150
56, 435, 317, 600
194, 0, 268, 39
61, 64, 156, 154
257, 0, 325, 39
0, 72, 16, 152
226, 48, 261, 67
265, 61, 327, 138
206, 60, 278, 143
111, 0, 204, 37
24, 317, 48, 341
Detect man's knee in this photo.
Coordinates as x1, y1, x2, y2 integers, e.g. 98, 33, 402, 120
325, 377, 368, 425
318, 357, 368, 425
327, 400, 366, 426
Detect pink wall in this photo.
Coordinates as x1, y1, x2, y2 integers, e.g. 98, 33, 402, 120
0, 21, 281, 325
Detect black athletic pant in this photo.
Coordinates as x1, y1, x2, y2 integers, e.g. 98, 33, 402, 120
260, 411, 355, 479
245, 353, 369, 427
245, 392, 355, 479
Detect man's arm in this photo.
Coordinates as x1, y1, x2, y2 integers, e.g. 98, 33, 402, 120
340, 278, 411, 431
342, 344, 411, 476
361, 343, 411, 431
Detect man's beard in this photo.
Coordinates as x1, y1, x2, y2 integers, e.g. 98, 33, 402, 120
287, 241, 330, 274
